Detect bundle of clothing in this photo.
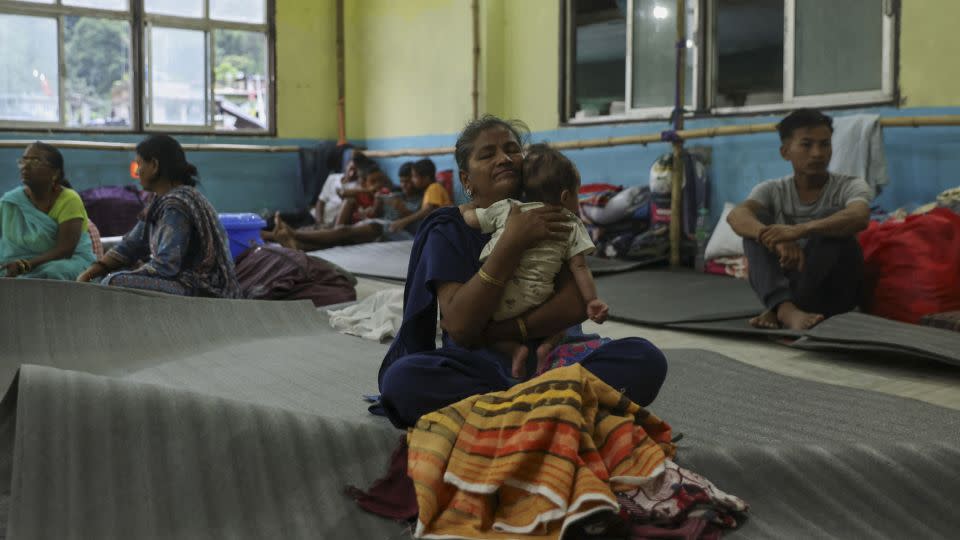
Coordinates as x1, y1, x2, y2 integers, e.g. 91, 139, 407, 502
235, 244, 356, 307
581, 150, 709, 266
579, 184, 662, 263
350, 365, 748, 539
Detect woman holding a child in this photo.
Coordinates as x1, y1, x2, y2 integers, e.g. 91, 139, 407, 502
378, 115, 667, 428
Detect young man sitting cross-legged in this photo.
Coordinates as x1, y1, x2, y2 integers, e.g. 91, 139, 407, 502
727, 109, 872, 330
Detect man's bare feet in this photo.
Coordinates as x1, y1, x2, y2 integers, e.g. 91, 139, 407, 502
776, 302, 824, 330
749, 310, 781, 329
272, 212, 300, 250
511, 345, 529, 379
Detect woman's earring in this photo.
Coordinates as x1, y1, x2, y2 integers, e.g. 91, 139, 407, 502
465, 187, 473, 199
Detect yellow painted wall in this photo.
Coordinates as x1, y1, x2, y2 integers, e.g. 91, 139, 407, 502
275, 0, 959, 140
899, 0, 960, 107
344, 0, 473, 139
482, 0, 560, 133
275, 0, 338, 139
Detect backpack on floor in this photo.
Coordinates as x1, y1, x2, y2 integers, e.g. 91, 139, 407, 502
79, 185, 151, 237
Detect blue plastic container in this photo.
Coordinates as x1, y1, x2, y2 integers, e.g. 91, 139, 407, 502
219, 213, 267, 260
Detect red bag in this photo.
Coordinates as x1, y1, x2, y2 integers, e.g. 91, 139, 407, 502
859, 208, 960, 323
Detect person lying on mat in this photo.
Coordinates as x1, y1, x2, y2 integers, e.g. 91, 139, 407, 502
76, 135, 242, 298
376, 115, 666, 429
461, 143, 608, 380
727, 109, 871, 330
0, 142, 96, 280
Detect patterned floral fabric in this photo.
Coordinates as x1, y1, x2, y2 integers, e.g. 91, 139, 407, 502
536, 336, 614, 376
617, 459, 748, 538
104, 186, 241, 298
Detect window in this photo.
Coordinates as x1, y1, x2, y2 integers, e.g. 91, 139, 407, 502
0, 0, 273, 132
563, 0, 895, 122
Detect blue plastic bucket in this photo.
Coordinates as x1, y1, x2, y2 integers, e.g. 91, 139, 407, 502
219, 213, 267, 260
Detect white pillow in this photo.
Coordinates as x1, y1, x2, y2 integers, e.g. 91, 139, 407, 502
704, 202, 745, 260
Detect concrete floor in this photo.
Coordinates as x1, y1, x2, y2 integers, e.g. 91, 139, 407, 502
351, 277, 960, 411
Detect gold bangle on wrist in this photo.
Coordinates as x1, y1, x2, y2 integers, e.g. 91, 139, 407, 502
477, 268, 505, 288
517, 317, 528, 342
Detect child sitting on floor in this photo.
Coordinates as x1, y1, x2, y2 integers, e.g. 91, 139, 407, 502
387, 158, 452, 234
338, 168, 392, 225
463, 144, 608, 378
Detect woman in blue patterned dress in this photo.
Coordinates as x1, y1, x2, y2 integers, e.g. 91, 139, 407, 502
77, 135, 241, 298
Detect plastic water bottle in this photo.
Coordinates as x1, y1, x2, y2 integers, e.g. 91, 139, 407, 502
694, 207, 709, 272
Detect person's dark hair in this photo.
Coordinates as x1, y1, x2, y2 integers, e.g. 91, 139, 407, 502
776, 109, 833, 141
398, 161, 414, 178
412, 158, 436, 179
31, 141, 72, 188
358, 162, 382, 179
454, 114, 529, 173
136, 134, 198, 186
351, 151, 379, 177
522, 143, 580, 205
326, 143, 354, 173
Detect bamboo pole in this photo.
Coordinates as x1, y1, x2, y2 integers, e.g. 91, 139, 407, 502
359, 115, 960, 157
335, 0, 347, 145
669, 0, 686, 267
0, 140, 300, 152
471, 0, 480, 120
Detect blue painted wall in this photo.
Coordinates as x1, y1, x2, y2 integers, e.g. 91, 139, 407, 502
0, 133, 326, 214
3, 106, 959, 226
362, 106, 960, 227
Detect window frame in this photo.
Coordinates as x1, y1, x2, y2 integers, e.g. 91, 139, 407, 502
624, 0, 701, 120
0, 0, 276, 135
561, 0, 898, 125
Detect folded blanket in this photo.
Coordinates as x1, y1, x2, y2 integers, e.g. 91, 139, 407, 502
407, 364, 677, 539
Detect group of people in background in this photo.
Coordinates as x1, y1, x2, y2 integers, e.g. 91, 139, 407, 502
1, 108, 870, 337
264, 152, 453, 251
1, 136, 241, 298
0, 109, 875, 449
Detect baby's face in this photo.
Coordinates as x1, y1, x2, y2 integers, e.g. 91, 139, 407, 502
562, 182, 581, 214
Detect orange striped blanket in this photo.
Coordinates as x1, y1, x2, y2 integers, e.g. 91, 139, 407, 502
408, 364, 676, 539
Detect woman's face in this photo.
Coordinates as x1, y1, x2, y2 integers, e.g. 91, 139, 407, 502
461, 126, 522, 207
135, 154, 160, 191
18, 145, 57, 191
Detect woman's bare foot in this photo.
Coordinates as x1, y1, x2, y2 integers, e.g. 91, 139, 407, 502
511, 345, 529, 379
272, 212, 300, 250
749, 310, 781, 329
776, 302, 825, 330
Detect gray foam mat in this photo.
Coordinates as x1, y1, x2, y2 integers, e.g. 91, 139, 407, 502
666, 317, 804, 338
665, 311, 960, 367
309, 241, 412, 280
598, 270, 763, 325
803, 312, 960, 366
2, 280, 960, 538
309, 239, 652, 280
